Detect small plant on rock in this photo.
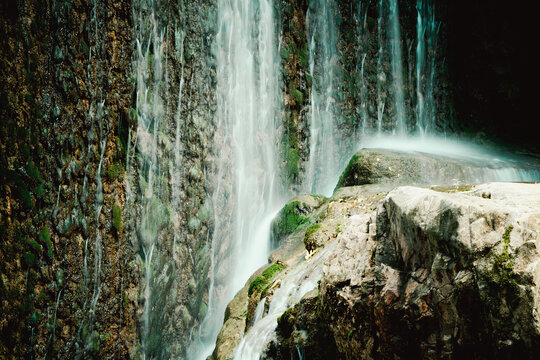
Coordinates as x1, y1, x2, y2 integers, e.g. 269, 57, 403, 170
492, 225, 517, 286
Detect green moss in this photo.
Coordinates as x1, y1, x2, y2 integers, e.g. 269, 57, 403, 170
335, 153, 360, 190
112, 203, 123, 232
286, 148, 299, 181
299, 52, 309, 69
27, 161, 43, 183
26, 239, 42, 252
249, 263, 284, 296
304, 223, 321, 241
39, 226, 53, 259
16, 183, 33, 209
107, 162, 124, 181
290, 88, 303, 105
280, 47, 290, 60
79, 39, 89, 55
304, 223, 322, 252
272, 201, 309, 242
305, 72, 313, 86
492, 225, 517, 286
24, 252, 36, 266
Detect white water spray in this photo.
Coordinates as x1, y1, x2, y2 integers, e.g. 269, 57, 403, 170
187, 0, 285, 358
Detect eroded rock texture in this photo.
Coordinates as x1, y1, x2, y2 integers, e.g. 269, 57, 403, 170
275, 183, 540, 359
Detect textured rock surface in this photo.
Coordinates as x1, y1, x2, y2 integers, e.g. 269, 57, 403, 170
335, 148, 540, 191
0, 0, 216, 358
0, 1, 136, 358
275, 183, 540, 359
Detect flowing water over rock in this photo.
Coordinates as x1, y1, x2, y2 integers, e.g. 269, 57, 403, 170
306, 0, 343, 196
415, 0, 440, 134
233, 242, 336, 359
187, 0, 286, 358
130, 2, 187, 357
220, 0, 540, 358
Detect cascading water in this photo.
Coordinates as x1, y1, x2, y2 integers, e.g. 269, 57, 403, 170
376, 0, 386, 134
356, 2, 369, 135
306, 0, 344, 196
388, 0, 407, 133
415, 0, 440, 134
186, 0, 285, 358
233, 240, 337, 359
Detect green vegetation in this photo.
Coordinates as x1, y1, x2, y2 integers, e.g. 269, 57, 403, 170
249, 263, 284, 296
304, 223, 321, 242
24, 252, 36, 266
112, 203, 123, 232
290, 87, 303, 105
304, 223, 322, 252
272, 201, 310, 243
107, 162, 124, 182
335, 153, 360, 190
286, 148, 299, 181
280, 47, 290, 60
492, 225, 517, 286
39, 226, 53, 259
26, 239, 42, 252
27, 161, 43, 183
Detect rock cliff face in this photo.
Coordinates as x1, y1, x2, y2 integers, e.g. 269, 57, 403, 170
0, 0, 216, 358
0, 1, 136, 358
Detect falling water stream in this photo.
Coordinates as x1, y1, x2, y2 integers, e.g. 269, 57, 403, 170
416, 0, 440, 134
388, 0, 406, 133
306, 0, 342, 196
186, 0, 286, 358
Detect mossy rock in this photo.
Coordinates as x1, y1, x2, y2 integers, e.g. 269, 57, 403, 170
270, 200, 310, 248
248, 263, 284, 296
270, 195, 327, 249
286, 148, 299, 182
39, 226, 53, 260
334, 149, 502, 193
304, 223, 322, 253
112, 203, 123, 232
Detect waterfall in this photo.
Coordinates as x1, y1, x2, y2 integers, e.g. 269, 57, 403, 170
205, 0, 539, 358
376, 0, 386, 134
306, 0, 343, 196
233, 240, 336, 359
186, 0, 285, 358
356, 1, 369, 136
415, 0, 440, 134
388, 0, 407, 133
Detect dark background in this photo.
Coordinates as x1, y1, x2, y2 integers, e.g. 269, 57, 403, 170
443, 0, 537, 149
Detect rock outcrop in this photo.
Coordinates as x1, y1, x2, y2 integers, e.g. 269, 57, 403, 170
335, 148, 540, 191
274, 182, 540, 359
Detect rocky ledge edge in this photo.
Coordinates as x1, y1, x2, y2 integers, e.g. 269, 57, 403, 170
211, 149, 540, 360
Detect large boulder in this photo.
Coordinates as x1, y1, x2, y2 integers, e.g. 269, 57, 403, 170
335, 148, 540, 191
276, 183, 540, 359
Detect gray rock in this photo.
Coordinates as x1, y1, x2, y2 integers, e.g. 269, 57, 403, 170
319, 183, 540, 358
334, 148, 540, 192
